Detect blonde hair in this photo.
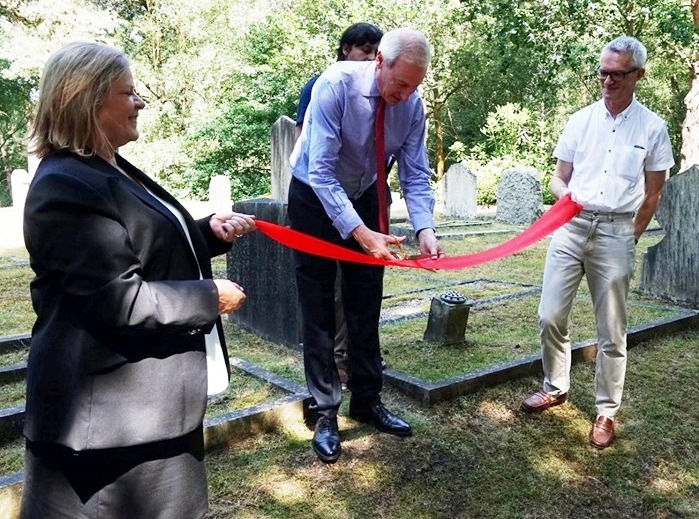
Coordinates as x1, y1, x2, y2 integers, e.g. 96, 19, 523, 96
28, 42, 130, 159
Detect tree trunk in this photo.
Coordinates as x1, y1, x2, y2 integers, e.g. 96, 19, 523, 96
679, 1, 699, 172
434, 110, 445, 181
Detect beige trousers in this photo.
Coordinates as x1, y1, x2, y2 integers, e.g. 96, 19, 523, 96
538, 212, 635, 418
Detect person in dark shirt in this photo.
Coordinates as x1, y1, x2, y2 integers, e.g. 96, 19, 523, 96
295, 23, 383, 140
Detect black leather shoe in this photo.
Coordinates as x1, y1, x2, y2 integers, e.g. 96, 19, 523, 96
349, 401, 412, 437
312, 416, 341, 463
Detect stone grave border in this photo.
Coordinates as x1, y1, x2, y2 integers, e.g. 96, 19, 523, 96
375, 278, 698, 403
0, 350, 312, 444
383, 310, 699, 405
392, 222, 518, 245
380, 278, 539, 325
0, 352, 312, 504
1, 269, 694, 506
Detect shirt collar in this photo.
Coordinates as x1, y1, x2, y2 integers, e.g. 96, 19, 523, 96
360, 61, 380, 98
600, 97, 638, 121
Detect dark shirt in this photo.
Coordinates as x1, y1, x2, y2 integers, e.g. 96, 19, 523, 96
296, 74, 320, 126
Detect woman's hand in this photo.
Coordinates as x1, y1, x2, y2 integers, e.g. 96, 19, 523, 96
213, 279, 246, 314
210, 212, 256, 242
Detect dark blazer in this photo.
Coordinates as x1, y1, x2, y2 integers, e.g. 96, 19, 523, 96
22, 150, 232, 451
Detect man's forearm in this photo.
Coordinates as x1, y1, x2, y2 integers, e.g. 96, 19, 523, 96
634, 196, 661, 240
549, 175, 570, 200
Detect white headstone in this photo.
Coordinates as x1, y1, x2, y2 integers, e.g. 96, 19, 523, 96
442, 163, 477, 219
208, 175, 232, 213
270, 116, 296, 202
10, 169, 30, 209
27, 151, 40, 180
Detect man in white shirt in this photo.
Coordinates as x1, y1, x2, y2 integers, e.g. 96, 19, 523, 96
521, 36, 674, 449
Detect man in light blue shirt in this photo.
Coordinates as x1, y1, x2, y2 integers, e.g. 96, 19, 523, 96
289, 28, 444, 463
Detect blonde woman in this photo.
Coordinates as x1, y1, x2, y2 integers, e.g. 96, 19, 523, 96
20, 41, 254, 518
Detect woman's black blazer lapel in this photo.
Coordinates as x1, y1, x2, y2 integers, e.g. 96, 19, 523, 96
83, 154, 214, 279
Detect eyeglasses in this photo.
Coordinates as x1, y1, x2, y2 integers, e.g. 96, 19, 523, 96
595, 66, 639, 82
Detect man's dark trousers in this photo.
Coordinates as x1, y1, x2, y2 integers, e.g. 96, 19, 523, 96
288, 177, 384, 417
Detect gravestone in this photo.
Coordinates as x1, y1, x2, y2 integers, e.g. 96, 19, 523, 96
270, 116, 296, 202
27, 152, 39, 179
442, 163, 477, 219
10, 170, 29, 209
496, 166, 543, 225
227, 198, 301, 348
208, 175, 232, 213
639, 165, 699, 307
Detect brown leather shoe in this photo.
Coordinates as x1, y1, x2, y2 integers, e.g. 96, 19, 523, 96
521, 391, 568, 413
589, 416, 615, 449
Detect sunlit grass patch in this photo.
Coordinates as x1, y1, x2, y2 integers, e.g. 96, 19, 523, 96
0, 433, 23, 477
0, 344, 28, 367
380, 292, 680, 381
0, 266, 34, 337
0, 380, 24, 409
205, 369, 288, 420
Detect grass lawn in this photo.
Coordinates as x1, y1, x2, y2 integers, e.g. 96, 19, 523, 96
1, 227, 698, 517
205, 330, 699, 518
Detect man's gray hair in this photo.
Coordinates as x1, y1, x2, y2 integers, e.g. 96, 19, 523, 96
378, 28, 430, 68
602, 36, 647, 68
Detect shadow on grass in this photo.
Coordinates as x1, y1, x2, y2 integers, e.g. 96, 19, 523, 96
206, 331, 699, 518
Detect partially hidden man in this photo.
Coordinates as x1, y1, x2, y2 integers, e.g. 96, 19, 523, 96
289, 28, 444, 463
521, 36, 674, 449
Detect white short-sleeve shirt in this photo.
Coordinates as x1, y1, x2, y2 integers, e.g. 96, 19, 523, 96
553, 99, 675, 213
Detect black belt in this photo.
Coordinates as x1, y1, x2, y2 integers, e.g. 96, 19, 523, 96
577, 209, 634, 222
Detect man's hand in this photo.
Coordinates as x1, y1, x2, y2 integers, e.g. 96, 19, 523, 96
210, 212, 256, 242
416, 228, 445, 259
351, 224, 407, 260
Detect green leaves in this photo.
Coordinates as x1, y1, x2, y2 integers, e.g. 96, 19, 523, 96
1, 0, 694, 200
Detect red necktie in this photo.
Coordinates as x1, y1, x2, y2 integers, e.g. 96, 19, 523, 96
374, 97, 389, 234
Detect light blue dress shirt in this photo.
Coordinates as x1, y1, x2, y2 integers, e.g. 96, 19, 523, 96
290, 60, 435, 239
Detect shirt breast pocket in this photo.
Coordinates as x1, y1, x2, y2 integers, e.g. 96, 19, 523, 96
616, 145, 646, 184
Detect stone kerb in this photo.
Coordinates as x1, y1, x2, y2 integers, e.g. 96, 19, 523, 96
383, 309, 699, 405
270, 116, 296, 202
441, 163, 477, 219
0, 354, 312, 518
227, 198, 301, 349
639, 165, 699, 306
495, 166, 543, 225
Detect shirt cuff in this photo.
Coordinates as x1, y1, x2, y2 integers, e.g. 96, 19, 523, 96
415, 227, 434, 239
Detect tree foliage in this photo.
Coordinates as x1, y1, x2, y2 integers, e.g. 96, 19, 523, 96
0, 59, 32, 206
0, 0, 695, 205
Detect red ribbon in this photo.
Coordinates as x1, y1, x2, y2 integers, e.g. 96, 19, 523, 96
255, 195, 583, 270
